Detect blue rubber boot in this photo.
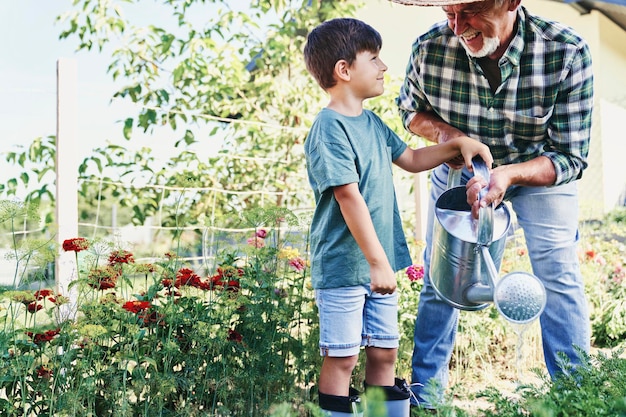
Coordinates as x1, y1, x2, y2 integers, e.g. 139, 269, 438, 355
366, 378, 411, 417
318, 387, 363, 416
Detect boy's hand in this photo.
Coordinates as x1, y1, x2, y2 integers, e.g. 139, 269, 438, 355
458, 137, 493, 171
369, 263, 397, 294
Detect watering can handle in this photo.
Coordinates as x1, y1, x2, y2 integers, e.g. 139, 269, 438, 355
472, 157, 494, 247
445, 158, 493, 245
446, 167, 462, 189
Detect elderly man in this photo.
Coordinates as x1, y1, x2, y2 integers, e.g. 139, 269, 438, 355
393, 0, 593, 409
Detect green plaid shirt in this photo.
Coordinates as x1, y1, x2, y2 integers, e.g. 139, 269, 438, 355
397, 7, 593, 185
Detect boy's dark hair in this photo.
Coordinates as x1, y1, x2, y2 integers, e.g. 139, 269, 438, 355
303, 18, 382, 90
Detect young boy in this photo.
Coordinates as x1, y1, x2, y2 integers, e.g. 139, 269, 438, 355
303, 18, 492, 416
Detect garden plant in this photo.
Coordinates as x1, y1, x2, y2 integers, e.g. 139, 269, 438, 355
1, 200, 626, 416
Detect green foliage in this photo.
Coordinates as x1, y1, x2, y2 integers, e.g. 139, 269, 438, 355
475, 349, 626, 417
0, 206, 319, 416
1, 204, 626, 415
579, 212, 626, 348
0, 200, 55, 287
3, 1, 393, 236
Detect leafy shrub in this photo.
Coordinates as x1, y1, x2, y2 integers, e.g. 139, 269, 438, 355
0, 204, 320, 416
476, 349, 626, 417
2, 200, 626, 416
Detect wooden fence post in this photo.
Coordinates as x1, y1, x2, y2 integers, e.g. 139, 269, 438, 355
55, 58, 79, 321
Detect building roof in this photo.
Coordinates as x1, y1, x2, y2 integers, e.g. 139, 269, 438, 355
549, 0, 626, 31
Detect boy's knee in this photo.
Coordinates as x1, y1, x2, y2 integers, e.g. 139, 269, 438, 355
365, 346, 397, 366
326, 354, 359, 374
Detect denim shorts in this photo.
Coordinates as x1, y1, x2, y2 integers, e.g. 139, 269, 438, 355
315, 284, 399, 357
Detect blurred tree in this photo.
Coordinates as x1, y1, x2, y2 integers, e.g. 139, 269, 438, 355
1, 0, 406, 235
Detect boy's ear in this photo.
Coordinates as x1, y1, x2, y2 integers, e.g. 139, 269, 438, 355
334, 60, 350, 82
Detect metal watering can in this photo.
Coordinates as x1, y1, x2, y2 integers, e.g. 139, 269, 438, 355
430, 158, 547, 324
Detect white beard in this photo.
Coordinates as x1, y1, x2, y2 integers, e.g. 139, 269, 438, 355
461, 35, 500, 58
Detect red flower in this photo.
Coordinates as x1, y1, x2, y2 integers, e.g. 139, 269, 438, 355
247, 236, 265, 248
288, 257, 306, 272
209, 269, 240, 292
27, 302, 43, 313
175, 268, 205, 289
36, 365, 53, 379
26, 328, 60, 345
34, 289, 53, 300
108, 249, 135, 265
227, 329, 243, 343
62, 237, 90, 252
122, 300, 152, 314
139, 311, 166, 327
87, 266, 119, 290
164, 287, 182, 297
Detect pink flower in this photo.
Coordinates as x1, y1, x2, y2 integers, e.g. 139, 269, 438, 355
406, 264, 424, 282
255, 229, 267, 239
288, 257, 306, 272
247, 236, 266, 248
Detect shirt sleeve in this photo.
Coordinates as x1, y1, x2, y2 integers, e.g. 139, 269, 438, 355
396, 38, 433, 134
543, 42, 594, 185
306, 122, 360, 196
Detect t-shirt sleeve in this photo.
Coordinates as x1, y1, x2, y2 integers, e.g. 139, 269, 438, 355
306, 122, 360, 196
376, 114, 408, 161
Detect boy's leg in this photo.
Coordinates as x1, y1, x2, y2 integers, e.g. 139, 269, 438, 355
315, 286, 368, 415
361, 289, 410, 415
319, 356, 359, 396
365, 348, 411, 417
364, 346, 397, 386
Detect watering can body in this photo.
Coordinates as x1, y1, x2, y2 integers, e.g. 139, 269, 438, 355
430, 186, 511, 310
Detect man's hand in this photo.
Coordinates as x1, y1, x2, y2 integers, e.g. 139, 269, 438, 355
466, 166, 508, 218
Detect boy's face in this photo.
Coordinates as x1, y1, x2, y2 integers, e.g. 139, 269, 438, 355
348, 50, 388, 99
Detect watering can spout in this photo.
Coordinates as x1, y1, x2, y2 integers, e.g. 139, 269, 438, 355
465, 284, 493, 304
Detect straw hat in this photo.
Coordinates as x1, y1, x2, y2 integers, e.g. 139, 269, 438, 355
389, 0, 485, 6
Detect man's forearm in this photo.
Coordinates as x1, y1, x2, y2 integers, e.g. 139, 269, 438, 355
408, 111, 466, 144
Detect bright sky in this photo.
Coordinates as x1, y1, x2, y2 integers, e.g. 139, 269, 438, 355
0, 2, 119, 168
0, 1, 226, 192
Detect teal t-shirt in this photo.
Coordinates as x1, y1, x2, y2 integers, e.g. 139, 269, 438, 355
304, 108, 413, 289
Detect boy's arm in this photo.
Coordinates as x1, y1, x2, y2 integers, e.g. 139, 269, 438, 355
394, 135, 493, 174
333, 183, 397, 295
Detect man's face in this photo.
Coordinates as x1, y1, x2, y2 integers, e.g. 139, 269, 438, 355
442, 0, 517, 59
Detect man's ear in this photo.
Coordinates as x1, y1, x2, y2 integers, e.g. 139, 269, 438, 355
334, 60, 350, 82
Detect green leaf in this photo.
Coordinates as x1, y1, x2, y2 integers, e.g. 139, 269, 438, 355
123, 118, 134, 140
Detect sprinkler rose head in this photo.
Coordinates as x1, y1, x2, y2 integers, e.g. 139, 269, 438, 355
493, 272, 546, 324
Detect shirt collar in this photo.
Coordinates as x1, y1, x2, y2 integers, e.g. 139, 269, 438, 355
501, 7, 526, 67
